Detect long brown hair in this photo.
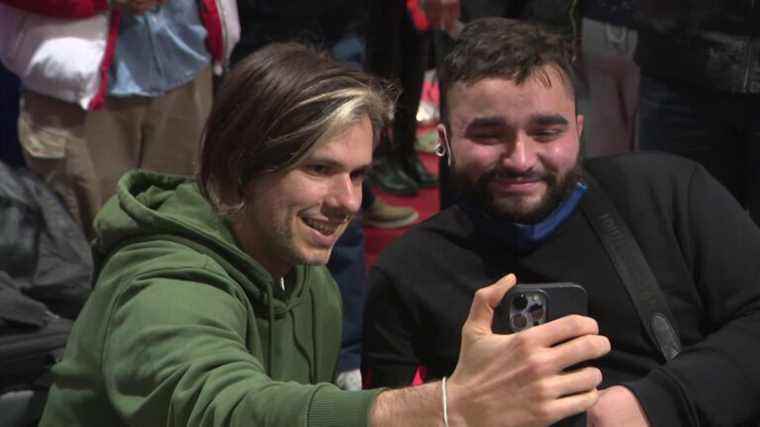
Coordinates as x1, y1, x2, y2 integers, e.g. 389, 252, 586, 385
198, 42, 394, 214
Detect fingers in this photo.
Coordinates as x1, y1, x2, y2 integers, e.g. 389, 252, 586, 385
464, 273, 517, 334
543, 388, 601, 424
515, 315, 610, 372
546, 367, 603, 398
527, 314, 600, 347
550, 334, 611, 371
523, 369, 603, 424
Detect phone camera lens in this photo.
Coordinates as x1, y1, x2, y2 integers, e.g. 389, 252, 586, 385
512, 294, 528, 310
528, 304, 545, 322
511, 314, 528, 330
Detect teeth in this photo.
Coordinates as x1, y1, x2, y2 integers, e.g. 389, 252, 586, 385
303, 218, 338, 235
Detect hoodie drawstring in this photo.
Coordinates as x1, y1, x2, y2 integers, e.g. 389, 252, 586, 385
308, 286, 318, 384
266, 285, 275, 376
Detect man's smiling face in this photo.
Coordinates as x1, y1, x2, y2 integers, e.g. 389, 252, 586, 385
232, 116, 373, 278
445, 66, 584, 223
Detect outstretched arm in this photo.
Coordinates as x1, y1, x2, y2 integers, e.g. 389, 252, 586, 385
370, 274, 610, 426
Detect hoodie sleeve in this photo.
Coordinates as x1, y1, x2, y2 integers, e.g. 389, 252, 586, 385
102, 267, 381, 427
624, 163, 760, 426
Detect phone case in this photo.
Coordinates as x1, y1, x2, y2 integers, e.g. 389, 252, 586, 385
493, 282, 588, 334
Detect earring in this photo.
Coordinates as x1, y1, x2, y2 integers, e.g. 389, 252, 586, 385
438, 126, 453, 167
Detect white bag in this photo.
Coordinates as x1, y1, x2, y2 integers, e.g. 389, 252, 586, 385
0, 3, 109, 110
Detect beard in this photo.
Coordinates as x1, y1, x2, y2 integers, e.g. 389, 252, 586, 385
454, 158, 583, 224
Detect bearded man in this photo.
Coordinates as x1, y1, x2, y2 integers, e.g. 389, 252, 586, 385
363, 18, 760, 427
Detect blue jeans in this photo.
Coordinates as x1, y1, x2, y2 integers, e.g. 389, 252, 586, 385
329, 34, 372, 373
638, 74, 760, 225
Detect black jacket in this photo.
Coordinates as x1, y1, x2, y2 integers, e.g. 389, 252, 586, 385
635, 0, 760, 93
364, 153, 760, 426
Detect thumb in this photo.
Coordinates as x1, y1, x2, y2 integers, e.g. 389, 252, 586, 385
464, 273, 517, 334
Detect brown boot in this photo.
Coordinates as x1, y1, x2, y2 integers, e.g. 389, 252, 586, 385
363, 198, 419, 229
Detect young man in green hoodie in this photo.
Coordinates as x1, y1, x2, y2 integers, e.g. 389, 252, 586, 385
39, 42, 610, 426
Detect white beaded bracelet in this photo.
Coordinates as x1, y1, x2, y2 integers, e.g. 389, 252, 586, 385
441, 376, 450, 427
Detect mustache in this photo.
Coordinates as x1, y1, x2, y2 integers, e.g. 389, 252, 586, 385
481, 168, 555, 184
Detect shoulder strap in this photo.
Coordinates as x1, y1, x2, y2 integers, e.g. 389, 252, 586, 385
579, 175, 682, 361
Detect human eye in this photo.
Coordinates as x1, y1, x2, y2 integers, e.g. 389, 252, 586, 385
467, 130, 504, 145
531, 127, 564, 142
304, 163, 333, 176
463, 118, 509, 144
350, 168, 369, 184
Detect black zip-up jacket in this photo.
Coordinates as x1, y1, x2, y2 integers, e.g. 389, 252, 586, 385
364, 153, 760, 426
635, 0, 760, 93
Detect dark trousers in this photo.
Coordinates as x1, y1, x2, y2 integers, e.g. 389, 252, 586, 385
0, 64, 23, 167
366, 0, 430, 159
327, 217, 367, 372
638, 74, 760, 225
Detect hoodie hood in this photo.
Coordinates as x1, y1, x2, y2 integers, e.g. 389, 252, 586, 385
92, 169, 309, 313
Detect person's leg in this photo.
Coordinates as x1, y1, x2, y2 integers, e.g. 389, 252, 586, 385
580, 18, 639, 157
85, 96, 146, 205
365, 0, 420, 196
394, 14, 436, 187
140, 67, 213, 177
327, 217, 366, 388
19, 91, 102, 239
638, 75, 743, 201
0, 65, 24, 167
365, 0, 403, 85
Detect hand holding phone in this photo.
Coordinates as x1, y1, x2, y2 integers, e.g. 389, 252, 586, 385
444, 275, 608, 426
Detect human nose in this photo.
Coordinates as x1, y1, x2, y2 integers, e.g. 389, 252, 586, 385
327, 174, 362, 215
499, 133, 536, 174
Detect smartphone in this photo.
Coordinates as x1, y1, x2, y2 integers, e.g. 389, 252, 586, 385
493, 283, 588, 334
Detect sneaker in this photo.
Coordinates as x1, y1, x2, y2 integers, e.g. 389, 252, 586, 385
363, 198, 420, 229
368, 157, 419, 196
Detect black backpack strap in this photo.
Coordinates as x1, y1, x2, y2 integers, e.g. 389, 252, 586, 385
579, 175, 682, 361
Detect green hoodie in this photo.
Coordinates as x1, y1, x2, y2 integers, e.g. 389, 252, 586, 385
39, 170, 381, 427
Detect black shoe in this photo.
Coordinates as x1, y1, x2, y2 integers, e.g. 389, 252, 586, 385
404, 155, 438, 188
368, 157, 419, 196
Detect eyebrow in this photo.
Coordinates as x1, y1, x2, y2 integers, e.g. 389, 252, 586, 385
530, 114, 569, 127
466, 117, 507, 129
308, 156, 372, 173
465, 113, 569, 130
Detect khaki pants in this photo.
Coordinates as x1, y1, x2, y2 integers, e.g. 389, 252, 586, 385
20, 68, 212, 239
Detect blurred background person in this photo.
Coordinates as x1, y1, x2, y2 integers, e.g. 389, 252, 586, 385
635, 0, 760, 226
0, 0, 239, 239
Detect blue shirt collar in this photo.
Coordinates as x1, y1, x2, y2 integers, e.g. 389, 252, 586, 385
459, 182, 587, 253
